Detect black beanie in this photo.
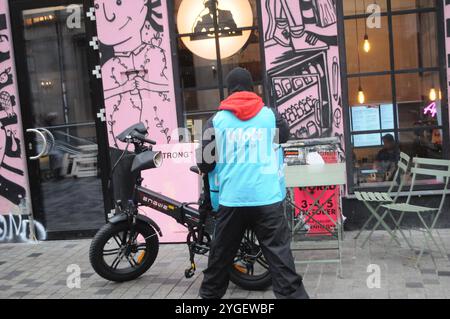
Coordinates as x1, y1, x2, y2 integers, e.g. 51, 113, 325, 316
226, 67, 254, 94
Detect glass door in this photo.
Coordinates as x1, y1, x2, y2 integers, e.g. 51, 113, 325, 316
11, 0, 110, 236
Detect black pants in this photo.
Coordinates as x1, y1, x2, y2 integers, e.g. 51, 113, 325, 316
200, 201, 309, 299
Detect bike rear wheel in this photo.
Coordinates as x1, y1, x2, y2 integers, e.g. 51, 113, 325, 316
229, 230, 272, 291
89, 221, 159, 282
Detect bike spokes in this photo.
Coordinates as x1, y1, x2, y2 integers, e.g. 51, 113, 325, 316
103, 248, 121, 256
233, 230, 268, 276
103, 230, 144, 271
255, 256, 269, 270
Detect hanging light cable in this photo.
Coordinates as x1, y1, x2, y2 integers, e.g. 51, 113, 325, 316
355, 0, 365, 104
363, 0, 371, 53
426, 14, 437, 101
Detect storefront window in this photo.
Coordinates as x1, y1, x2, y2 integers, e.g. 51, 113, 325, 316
173, 0, 263, 135
341, 0, 446, 189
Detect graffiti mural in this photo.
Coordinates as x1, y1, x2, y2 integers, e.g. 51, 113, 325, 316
0, 214, 47, 243
262, 0, 344, 231
0, 1, 36, 243
0, 1, 31, 219
262, 0, 343, 141
94, 0, 178, 147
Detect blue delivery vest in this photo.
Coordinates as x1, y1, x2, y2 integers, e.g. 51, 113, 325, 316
278, 146, 287, 200
208, 167, 220, 212
212, 106, 285, 207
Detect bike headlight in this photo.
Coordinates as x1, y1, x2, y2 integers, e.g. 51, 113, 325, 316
131, 151, 164, 173
152, 151, 163, 168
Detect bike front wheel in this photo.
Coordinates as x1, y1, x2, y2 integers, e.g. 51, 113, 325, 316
89, 220, 159, 282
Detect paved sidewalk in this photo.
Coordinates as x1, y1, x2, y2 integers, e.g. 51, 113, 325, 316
1, 230, 450, 299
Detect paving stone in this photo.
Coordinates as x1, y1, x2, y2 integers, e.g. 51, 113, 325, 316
9, 291, 29, 299
95, 289, 115, 295
405, 282, 424, 288
90, 281, 108, 288
0, 285, 12, 290
1, 271, 24, 280
420, 268, 437, 275
2, 231, 450, 298
423, 279, 440, 285
437, 271, 450, 277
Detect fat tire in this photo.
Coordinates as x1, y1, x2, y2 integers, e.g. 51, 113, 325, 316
89, 221, 159, 282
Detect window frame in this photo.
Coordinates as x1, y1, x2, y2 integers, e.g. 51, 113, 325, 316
337, 0, 449, 193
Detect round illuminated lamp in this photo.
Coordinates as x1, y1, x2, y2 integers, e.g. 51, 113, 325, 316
177, 0, 253, 60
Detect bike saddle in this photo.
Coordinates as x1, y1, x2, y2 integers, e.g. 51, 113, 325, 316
190, 166, 201, 175
117, 123, 148, 142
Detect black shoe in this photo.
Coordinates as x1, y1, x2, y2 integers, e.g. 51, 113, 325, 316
297, 283, 310, 299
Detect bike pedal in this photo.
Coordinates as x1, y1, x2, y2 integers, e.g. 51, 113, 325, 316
184, 268, 196, 278
184, 263, 196, 279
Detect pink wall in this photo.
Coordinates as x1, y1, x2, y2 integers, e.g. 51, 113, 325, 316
0, 0, 30, 215
94, 0, 178, 147
94, 0, 197, 242
261, 0, 343, 145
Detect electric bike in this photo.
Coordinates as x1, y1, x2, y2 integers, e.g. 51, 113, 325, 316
89, 123, 272, 290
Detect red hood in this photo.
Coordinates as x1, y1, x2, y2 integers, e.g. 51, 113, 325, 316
219, 92, 264, 121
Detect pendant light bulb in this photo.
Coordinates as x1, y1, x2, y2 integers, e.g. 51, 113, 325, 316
358, 86, 365, 104
429, 87, 437, 102
363, 34, 371, 53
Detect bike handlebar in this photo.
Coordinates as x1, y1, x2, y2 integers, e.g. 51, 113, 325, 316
190, 166, 201, 175
130, 131, 157, 145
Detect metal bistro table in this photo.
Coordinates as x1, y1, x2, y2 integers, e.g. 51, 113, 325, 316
284, 162, 347, 277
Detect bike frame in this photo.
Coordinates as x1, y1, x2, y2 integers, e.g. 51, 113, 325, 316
111, 134, 211, 241
135, 185, 205, 230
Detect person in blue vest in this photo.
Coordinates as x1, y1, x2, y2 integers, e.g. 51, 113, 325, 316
196, 67, 309, 299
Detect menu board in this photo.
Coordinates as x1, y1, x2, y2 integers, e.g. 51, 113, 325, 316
380, 104, 395, 129
352, 106, 380, 131
351, 104, 394, 147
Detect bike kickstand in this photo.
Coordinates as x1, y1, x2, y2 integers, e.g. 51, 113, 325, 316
184, 247, 197, 279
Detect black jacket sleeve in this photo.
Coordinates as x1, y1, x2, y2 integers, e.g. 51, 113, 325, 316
195, 116, 216, 174
271, 108, 290, 144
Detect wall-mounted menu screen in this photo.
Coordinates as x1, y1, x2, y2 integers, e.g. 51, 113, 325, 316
351, 104, 395, 147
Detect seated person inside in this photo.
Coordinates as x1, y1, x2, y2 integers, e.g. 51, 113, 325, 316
374, 134, 400, 181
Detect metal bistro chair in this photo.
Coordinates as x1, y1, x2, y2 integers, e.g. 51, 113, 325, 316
381, 157, 450, 265
354, 152, 412, 248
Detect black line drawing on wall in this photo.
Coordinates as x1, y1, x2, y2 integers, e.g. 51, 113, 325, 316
0, 8, 42, 243
0, 33, 10, 63
265, 0, 337, 51
264, 0, 341, 139
333, 105, 342, 129
0, 13, 9, 64
0, 91, 26, 206
95, 0, 172, 147
154, 105, 171, 144
332, 56, 339, 101
0, 9, 27, 210
0, 67, 12, 91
